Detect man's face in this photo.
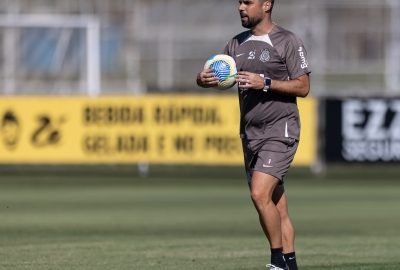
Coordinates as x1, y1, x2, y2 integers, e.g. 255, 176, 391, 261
1, 120, 19, 148
238, 0, 265, 29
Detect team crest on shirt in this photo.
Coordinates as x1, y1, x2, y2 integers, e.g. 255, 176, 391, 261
259, 48, 270, 63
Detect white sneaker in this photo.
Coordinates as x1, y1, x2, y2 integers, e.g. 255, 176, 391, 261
266, 264, 287, 270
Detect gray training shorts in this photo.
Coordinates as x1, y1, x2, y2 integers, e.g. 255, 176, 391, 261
242, 137, 299, 184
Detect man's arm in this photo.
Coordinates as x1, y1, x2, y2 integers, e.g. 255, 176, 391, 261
270, 74, 310, 97
235, 71, 310, 98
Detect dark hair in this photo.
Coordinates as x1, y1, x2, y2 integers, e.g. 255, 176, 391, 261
2, 111, 18, 126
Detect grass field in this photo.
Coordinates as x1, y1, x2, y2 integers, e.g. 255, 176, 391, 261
1, 165, 400, 270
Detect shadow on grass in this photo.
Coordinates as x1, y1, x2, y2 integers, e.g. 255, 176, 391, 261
305, 262, 400, 270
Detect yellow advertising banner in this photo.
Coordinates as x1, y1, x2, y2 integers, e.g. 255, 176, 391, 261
0, 95, 316, 165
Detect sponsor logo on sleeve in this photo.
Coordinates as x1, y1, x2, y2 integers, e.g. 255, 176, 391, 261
298, 46, 308, 69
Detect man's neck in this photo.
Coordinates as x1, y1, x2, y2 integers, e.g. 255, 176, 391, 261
251, 17, 274, 36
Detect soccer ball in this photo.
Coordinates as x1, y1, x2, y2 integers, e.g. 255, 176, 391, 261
204, 54, 237, 90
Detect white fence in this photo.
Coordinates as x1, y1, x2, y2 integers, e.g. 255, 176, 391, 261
0, 0, 399, 96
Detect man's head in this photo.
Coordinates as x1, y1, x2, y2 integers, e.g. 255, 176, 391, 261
239, 0, 274, 29
1, 111, 20, 149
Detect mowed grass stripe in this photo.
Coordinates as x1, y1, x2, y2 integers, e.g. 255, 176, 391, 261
0, 168, 400, 269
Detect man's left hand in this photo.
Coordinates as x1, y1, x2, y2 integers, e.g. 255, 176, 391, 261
235, 71, 265, 90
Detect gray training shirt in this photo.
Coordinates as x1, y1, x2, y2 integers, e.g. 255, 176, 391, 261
223, 24, 311, 141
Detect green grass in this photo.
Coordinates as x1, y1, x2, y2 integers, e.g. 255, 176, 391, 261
1, 166, 400, 269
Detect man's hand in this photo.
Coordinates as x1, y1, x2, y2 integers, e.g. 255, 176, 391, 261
196, 69, 219, 88
235, 71, 265, 90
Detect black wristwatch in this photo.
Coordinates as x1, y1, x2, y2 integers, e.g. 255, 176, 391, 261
263, 77, 272, 92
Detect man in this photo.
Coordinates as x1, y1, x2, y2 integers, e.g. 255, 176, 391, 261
196, 0, 311, 269
1, 111, 21, 150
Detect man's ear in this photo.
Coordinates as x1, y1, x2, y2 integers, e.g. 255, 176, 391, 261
263, 0, 272, 13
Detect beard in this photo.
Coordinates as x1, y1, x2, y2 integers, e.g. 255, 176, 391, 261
240, 14, 262, 29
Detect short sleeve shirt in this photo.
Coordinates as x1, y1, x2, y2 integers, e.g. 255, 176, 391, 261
223, 25, 311, 140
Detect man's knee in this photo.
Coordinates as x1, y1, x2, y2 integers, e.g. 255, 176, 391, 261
250, 171, 279, 209
250, 189, 264, 204
251, 189, 273, 210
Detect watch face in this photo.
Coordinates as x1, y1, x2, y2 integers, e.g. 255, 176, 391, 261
265, 78, 271, 86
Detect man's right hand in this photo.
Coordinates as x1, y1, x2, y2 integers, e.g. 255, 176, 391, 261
196, 69, 219, 88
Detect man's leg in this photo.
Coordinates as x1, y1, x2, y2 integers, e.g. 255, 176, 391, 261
273, 185, 298, 270
272, 185, 295, 253
250, 171, 286, 268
